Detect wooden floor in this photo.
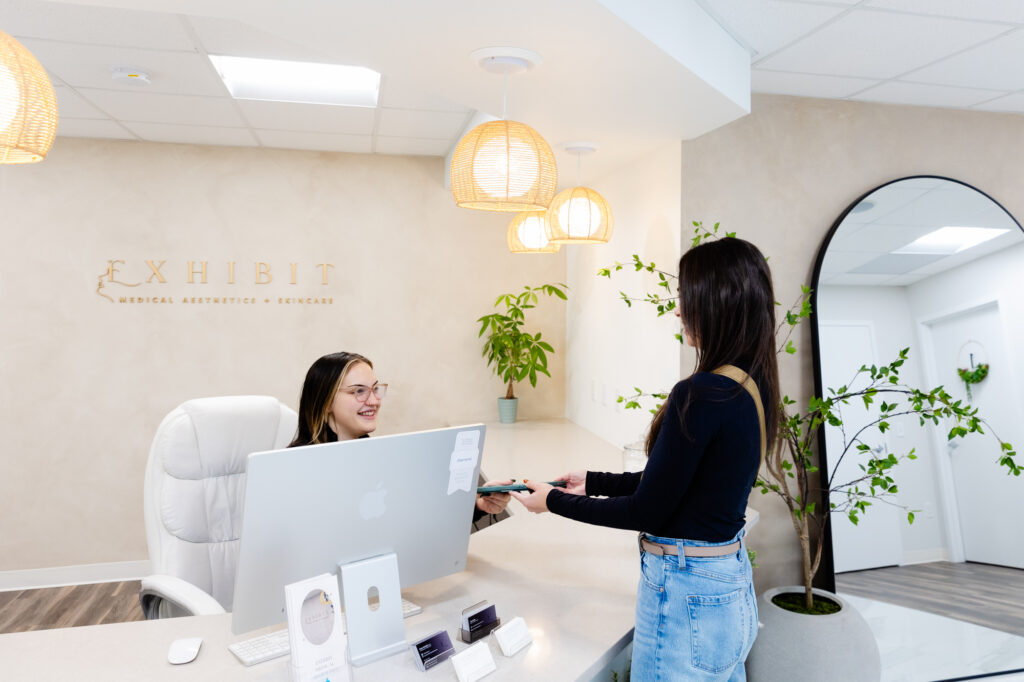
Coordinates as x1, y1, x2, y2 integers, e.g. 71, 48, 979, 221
0, 580, 145, 634
836, 561, 1024, 637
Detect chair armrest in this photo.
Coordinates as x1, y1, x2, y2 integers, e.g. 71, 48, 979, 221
140, 574, 226, 618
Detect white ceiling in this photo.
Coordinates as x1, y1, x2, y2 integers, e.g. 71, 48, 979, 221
701, 0, 1024, 113
819, 177, 1024, 287
5, 0, 1024, 180
0, 0, 749, 182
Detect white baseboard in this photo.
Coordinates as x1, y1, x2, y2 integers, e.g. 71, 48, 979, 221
0, 560, 152, 591
901, 548, 949, 566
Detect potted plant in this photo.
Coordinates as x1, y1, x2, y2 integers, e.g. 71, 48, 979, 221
476, 283, 568, 423
601, 222, 1020, 680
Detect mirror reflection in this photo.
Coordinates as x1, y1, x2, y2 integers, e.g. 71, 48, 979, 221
815, 176, 1024, 680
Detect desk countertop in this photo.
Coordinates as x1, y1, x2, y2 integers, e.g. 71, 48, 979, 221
0, 419, 759, 681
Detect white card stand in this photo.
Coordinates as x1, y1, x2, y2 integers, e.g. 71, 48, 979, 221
338, 553, 407, 667
284, 573, 349, 682
450, 641, 497, 682
493, 616, 532, 657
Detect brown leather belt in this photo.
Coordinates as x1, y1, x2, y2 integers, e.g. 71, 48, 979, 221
639, 535, 741, 557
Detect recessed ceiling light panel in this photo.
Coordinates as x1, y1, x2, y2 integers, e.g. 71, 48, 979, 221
894, 226, 1009, 255
208, 55, 380, 107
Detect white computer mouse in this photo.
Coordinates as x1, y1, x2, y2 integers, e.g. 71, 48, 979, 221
168, 636, 203, 665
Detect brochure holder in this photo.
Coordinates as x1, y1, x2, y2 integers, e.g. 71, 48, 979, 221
338, 553, 407, 666
284, 573, 349, 682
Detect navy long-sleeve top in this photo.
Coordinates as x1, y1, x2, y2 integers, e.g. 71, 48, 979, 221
546, 372, 762, 542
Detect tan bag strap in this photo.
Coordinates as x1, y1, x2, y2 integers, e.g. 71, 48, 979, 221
712, 365, 767, 470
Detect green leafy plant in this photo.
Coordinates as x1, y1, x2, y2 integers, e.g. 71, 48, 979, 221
600, 222, 1020, 611
477, 283, 568, 400
957, 363, 989, 400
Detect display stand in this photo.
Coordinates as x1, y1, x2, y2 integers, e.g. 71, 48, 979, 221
338, 553, 407, 666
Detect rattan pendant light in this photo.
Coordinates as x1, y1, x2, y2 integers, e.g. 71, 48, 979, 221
545, 144, 613, 244
0, 30, 57, 164
507, 210, 560, 254
451, 49, 556, 212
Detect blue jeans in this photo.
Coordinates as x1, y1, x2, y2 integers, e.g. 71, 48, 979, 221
631, 530, 757, 681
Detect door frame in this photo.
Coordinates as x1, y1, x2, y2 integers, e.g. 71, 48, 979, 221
915, 297, 1000, 565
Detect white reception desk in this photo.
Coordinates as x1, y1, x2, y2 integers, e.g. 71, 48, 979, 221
0, 419, 758, 681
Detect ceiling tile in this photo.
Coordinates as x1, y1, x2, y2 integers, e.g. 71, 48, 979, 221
377, 82, 470, 112
866, 0, 1024, 24
19, 40, 226, 97
237, 100, 376, 134
375, 136, 451, 156
901, 29, 1024, 91
56, 118, 136, 140
752, 70, 877, 98
53, 85, 107, 119
123, 122, 259, 147
850, 81, 1003, 108
757, 9, 1008, 79
377, 108, 467, 139
255, 130, 373, 153
701, 0, 848, 60
187, 15, 333, 62
821, 274, 899, 286
0, 0, 194, 51
78, 89, 244, 127
971, 92, 1024, 113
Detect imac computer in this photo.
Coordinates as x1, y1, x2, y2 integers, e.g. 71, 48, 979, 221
230, 423, 485, 654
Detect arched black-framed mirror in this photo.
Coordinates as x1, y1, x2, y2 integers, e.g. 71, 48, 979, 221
810, 176, 1024, 680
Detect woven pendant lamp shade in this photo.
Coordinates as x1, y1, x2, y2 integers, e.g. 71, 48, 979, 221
545, 186, 613, 244
0, 30, 57, 164
507, 211, 560, 254
451, 120, 557, 211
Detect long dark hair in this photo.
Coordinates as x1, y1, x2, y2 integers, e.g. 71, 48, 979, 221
290, 351, 373, 447
646, 237, 780, 454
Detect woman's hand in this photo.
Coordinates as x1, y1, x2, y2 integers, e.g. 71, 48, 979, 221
556, 471, 587, 496
475, 479, 513, 515
510, 479, 554, 514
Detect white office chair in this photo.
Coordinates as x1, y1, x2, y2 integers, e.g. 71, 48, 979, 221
139, 395, 297, 619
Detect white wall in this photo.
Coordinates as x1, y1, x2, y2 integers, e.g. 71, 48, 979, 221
817, 286, 948, 563
565, 143, 684, 452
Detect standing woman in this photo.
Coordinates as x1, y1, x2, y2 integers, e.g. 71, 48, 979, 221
512, 238, 780, 681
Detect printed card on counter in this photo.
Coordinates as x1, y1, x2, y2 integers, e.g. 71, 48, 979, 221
451, 641, 497, 682
493, 616, 532, 657
409, 629, 455, 671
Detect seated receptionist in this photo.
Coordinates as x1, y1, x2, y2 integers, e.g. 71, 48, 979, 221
290, 351, 511, 526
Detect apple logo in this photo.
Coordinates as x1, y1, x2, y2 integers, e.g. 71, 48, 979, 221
359, 482, 387, 520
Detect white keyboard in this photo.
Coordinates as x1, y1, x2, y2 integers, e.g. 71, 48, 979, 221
228, 598, 424, 666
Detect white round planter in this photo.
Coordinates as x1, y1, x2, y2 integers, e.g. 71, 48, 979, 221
497, 397, 518, 423
746, 586, 880, 682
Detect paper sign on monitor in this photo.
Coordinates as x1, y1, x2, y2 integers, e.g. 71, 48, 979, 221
447, 429, 480, 495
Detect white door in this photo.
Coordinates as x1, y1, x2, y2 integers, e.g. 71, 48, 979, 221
926, 304, 1024, 569
820, 323, 904, 573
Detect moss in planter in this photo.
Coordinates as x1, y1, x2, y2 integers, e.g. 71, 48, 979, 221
771, 593, 842, 615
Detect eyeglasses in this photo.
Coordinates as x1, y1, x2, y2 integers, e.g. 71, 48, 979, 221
337, 383, 388, 402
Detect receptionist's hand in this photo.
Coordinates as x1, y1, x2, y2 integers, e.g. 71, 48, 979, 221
510, 479, 553, 514
556, 471, 586, 496
476, 479, 513, 515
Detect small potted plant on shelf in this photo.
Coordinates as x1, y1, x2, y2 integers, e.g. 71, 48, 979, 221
477, 283, 568, 423
601, 222, 1020, 682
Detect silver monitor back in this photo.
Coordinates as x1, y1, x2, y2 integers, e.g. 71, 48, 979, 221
231, 424, 485, 634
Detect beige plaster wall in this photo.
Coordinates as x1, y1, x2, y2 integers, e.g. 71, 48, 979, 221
566, 142, 683, 449
0, 138, 566, 571
681, 94, 1024, 590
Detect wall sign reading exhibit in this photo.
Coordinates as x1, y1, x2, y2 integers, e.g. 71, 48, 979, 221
94, 258, 337, 305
